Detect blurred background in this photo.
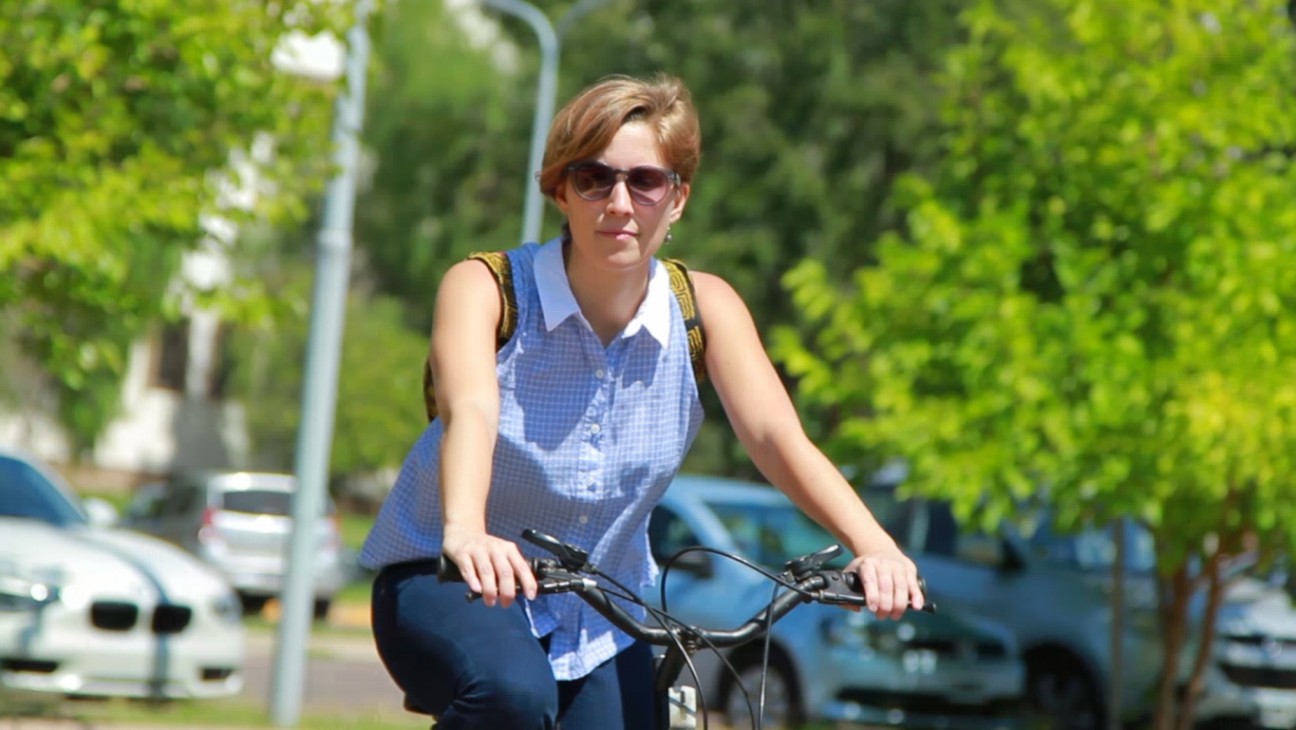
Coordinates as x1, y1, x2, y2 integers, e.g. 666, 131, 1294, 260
3, 0, 1296, 728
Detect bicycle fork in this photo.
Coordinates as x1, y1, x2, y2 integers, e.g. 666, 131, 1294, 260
654, 642, 700, 729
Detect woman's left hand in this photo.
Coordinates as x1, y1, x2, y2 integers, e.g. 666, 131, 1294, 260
847, 550, 924, 620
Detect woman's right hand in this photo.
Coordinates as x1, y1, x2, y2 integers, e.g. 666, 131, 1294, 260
441, 526, 538, 608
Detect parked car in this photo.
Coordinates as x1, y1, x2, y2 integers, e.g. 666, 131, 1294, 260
0, 446, 245, 706
648, 474, 1027, 729
121, 470, 347, 619
864, 463, 1296, 730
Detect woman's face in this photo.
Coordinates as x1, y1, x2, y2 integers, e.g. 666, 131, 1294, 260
555, 121, 690, 272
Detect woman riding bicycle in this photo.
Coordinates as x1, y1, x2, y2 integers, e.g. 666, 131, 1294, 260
359, 72, 924, 730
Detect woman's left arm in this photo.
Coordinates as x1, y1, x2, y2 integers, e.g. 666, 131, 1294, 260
692, 271, 924, 619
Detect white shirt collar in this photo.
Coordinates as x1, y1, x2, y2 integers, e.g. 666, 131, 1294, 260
533, 239, 673, 347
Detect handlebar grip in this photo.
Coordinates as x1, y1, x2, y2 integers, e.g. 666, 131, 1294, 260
435, 555, 545, 583
437, 555, 464, 583
841, 571, 937, 613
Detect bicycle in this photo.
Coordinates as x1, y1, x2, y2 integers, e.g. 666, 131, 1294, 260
430, 528, 936, 730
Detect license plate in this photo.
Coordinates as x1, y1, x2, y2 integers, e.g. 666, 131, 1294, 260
1259, 705, 1296, 729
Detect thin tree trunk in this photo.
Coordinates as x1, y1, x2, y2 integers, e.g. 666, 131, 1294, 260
1153, 564, 1191, 730
1108, 519, 1125, 730
1173, 554, 1226, 730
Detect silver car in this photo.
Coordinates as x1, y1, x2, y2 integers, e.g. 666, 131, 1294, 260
0, 447, 245, 705
649, 474, 1027, 729
121, 470, 347, 619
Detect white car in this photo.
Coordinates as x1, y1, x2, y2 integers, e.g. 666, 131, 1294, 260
0, 446, 246, 705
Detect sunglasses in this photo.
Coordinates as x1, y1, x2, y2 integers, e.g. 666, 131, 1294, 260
565, 162, 681, 206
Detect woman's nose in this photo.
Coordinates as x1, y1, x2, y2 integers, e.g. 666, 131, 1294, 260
605, 180, 635, 215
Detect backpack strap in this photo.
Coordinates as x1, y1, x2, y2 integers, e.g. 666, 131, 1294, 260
424, 251, 518, 422
662, 257, 707, 384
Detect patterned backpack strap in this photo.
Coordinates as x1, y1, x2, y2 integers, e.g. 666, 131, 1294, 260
662, 257, 707, 384
424, 251, 519, 422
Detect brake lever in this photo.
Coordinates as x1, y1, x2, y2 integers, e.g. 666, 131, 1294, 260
522, 529, 591, 570
786, 544, 844, 579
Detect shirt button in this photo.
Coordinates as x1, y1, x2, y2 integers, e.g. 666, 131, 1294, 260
590, 423, 601, 434
579, 515, 589, 525
594, 368, 605, 379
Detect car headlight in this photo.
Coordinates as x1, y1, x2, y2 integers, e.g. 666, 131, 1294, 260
820, 611, 911, 655
0, 574, 60, 613
211, 591, 243, 626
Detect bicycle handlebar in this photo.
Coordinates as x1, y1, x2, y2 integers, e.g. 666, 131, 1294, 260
436, 532, 935, 650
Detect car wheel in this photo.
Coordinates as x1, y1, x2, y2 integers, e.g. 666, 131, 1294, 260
720, 653, 803, 729
1027, 657, 1103, 730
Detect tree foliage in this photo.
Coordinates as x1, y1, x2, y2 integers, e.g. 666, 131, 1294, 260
0, 0, 340, 454
773, 1, 1296, 726
355, 0, 533, 333
227, 231, 428, 486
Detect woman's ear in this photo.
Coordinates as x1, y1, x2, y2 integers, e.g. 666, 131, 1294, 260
668, 182, 690, 224
552, 181, 570, 216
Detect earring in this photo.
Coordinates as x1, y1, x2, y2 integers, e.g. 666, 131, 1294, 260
665, 228, 673, 244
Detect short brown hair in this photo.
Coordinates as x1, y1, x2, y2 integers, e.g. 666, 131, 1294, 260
537, 73, 701, 200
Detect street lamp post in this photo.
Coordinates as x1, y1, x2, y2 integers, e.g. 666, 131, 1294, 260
268, 0, 371, 726
481, 0, 614, 245
482, 0, 556, 246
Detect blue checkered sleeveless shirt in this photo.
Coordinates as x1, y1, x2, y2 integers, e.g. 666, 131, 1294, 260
360, 239, 705, 679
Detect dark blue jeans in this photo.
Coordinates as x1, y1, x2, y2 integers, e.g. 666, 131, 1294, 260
371, 560, 656, 730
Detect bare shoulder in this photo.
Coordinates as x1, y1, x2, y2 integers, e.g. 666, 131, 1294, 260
688, 270, 751, 321
434, 257, 502, 332
437, 258, 502, 304
442, 257, 500, 290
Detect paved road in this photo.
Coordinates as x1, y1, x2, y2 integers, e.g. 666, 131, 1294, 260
240, 629, 405, 714
0, 622, 408, 730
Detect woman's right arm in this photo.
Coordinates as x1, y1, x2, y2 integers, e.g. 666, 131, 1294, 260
430, 259, 538, 608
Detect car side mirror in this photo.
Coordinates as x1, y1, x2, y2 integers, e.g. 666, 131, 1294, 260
1001, 538, 1027, 572
666, 551, 714, 579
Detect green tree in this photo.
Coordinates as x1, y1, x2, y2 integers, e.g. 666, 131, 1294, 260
0, 0, 341, 455
228, 236, 429, 489
774, 1, 1296, 728
355, 0, 533, 334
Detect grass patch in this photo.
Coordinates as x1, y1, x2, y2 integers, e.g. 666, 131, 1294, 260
338, 510, 375, 551
29, 697, 414, 729
80, 489, 134, 513
242, 613, 372, 640
337, 578, 373, 604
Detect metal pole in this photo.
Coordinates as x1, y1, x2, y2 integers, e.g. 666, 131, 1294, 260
483, 0, 557, 245
481, 0, 616, 245
269, 0, 371, 725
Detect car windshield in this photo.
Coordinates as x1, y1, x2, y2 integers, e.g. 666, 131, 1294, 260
0, 455, 88, 527
1021, 519, 1159, 574
220, 488, 294, 516
217, 486, 336, 517
705, 500, 849, 570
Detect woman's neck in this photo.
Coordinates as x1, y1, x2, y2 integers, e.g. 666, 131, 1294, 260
563, 243, 650, 346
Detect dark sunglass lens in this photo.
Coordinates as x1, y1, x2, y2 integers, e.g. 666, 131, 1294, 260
572, 164, 615, 198
627, 168, 669, 194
